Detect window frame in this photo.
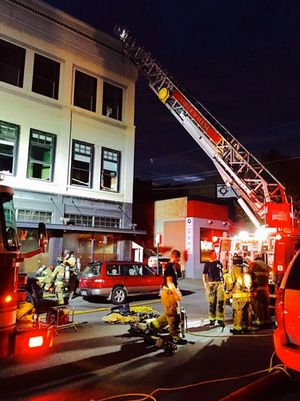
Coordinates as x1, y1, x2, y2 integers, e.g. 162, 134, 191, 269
27, 129, 56, 181
70, 140, 94, 188
0, 38, 25, 88
73, 69, 97, 112
100, 147, 121, 192
102, 81, 123, 121
0, 120, 19, 175
32, 53, 60, 99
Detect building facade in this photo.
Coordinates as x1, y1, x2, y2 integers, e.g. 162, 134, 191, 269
0, 0, 141, 270
154, 197, 232, 279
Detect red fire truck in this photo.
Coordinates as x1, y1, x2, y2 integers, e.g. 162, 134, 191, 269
115, 27, 300, 284
0, 181, 54, 359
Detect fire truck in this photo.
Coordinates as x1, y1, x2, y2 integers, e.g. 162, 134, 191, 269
0, 180, 54, 359
115, 27, 300, 284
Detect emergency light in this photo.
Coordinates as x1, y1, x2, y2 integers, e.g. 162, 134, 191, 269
4, 295, 13, 303
28, 335, 43, 348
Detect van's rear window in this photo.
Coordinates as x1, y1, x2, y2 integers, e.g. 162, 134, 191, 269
286, 254, 300, 290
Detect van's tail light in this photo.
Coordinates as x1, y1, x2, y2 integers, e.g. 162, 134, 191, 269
275, 288, 285, 330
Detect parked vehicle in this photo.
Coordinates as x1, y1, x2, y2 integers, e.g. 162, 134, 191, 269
148, 256, 170, 273
78, 261, 163, 304
274, 250, 300, 372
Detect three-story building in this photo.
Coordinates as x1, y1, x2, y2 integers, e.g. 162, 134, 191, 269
0, 0, 141, 269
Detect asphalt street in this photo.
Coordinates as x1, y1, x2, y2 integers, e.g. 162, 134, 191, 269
0, 279, 299, 401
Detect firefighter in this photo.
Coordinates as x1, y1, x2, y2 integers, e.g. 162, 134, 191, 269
52, 257, 66, 305
202, 249, 225, 327
225, 255, 252, 334
64, 250, 79, 299
249, 254, 273, 329
36, 264, 54, 292
150, 249, 187, 344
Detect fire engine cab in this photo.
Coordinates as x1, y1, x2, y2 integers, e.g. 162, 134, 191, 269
115, 27, 300, 285
0, 179, 53, 359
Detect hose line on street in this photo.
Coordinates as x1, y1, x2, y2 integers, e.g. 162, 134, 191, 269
91, 354, 291, 401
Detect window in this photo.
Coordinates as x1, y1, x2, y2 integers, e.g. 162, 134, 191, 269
17, 209, 52, 223
71, 140, 94, 187
106, 264, 120, 276
0, 38, 25, 87
64, 214, 120, 228
286, 254, 300, 290
65, 214, 93, 227
32, 54, 60, 99
27, 130, 56, 181
0, 121, 19, 174
102, 82, 123, 121
2, 193, 19, 250
94, 216, 120, 228
74, 70, 97, 112
100, 148, 121, 192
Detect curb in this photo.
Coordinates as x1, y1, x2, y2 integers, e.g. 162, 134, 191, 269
218, 369, 288, 401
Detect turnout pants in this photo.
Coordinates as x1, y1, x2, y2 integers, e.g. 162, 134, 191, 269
232, 293, 252, 331
152, 287, 180, 337
252, 289, 271, 326
207, 281, 224, 322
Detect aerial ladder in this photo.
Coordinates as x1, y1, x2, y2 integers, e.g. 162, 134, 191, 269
115, 27, 299, 282
115, 27, 293, 229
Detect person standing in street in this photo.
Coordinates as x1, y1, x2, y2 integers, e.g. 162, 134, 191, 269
52, 257, 66, 305
63, 250, 79, 299
202, 249, 225, 327
223, 255, 253, 334
249, 253, 273, 329
151, 249, 187, 344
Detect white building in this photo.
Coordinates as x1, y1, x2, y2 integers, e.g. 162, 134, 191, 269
0, 0, 142, 269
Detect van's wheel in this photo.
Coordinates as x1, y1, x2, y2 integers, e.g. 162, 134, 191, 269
111, 287, 127, 304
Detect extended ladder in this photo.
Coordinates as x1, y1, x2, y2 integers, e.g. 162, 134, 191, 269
116, 27, 291, 228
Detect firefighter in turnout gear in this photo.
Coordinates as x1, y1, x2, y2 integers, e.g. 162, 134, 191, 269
224, 255, 253, 334
52, 257, 66, 305
64, 250, 78, 299
202, 249, 225, 327
36, 265, 54, 292
150, 249, 187, 344
249, 254, 273, 329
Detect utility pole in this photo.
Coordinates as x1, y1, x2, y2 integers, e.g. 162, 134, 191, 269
155, 234, 162, 275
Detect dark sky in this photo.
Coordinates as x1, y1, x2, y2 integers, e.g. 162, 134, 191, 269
44, 0, 300, 184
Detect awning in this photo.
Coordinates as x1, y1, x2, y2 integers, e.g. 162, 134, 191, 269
17, 222, 146, 235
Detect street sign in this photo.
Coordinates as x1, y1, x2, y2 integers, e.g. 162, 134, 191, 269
216, 184, 236, 199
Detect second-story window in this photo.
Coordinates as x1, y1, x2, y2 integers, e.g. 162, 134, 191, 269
71, 140, 94, 187
27, 130, 56, 181
102, 82, 123, 121
100, 148, 120, 192
0, 38, 25, 88
32, 54, 60, 99
74, 70, 97, 112
0, 120, 19, 175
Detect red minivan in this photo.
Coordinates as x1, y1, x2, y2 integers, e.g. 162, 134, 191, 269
78, 261, 163, 304
274, 250, 300, 372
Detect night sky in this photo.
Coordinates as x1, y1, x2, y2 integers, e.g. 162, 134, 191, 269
44, 0, 300, 185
